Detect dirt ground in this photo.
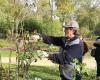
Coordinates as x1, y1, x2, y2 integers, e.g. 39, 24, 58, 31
1, 56, 96, 69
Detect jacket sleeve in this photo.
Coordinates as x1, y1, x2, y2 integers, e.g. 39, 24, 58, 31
42, 35, 63, 46
48, 53, 65, 64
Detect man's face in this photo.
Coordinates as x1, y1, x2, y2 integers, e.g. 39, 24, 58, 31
64, 27, 74, 36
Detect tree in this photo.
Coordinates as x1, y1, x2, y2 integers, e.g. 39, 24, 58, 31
0, 0, 10, 34
76, 0, 100, 37
56, 0, 76, 22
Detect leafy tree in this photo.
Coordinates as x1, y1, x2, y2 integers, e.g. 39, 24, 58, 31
35, 0, 62, 36
80, 27, 91, 38
56, 0, 81, 22
23, 17, 42, 33
94, 22, 100, 35
76, 0, 100, 37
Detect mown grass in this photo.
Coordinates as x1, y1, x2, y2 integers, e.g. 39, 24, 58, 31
1, 63, 96, 80
29, 65, 60, 80
0, 39, 97, 80
0, 39, 14, 47
1, 64, 60, 80
0, 50, 16, 57
0, 39, 16, 57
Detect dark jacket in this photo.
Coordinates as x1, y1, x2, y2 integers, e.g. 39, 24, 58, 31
93, 37, 100, 59
43, 35, 84, 64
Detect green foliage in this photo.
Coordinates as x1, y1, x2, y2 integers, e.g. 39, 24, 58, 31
23, 18, 42, 33
56, 0, 77, 22
72, 58, 96, 80
0, 0, 100, 37
77, 1, 100, 37
57, 0, 76, 14
29, 65, 60, 80
42, 20, 53, 35
42, 19, 62, 36
0, 50, 16, 57
15, 33, 59, 79
1, 63, 96, 80
94, 22, 100, 35
0, 39, 14, 47
37, 0, 50, 16
80, 27, 91, 38
0, 0, 100, 79
52, 20, 63, 36
20, 16, 62, 36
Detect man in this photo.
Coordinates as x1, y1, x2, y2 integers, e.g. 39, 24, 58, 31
42, 20, 84, 80
93, 37, 100, 80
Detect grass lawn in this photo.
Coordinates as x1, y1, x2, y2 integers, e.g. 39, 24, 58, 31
0, 39, 16, 57
0, 39, 14, 47
0, 39, 96, 80
1, 64, 60, 80
0, 50, 16, 57
29, 65, 60, 80
1, 63, 96, 80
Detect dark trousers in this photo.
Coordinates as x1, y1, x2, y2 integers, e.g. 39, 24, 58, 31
75, 73, 81, 80
61, 77, 69, 80
96, 59, 100, 76
61, 74, 81, 80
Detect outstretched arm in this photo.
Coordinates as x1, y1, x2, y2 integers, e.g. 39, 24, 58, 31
48, 53, 65, 64
42, 35, 63, 46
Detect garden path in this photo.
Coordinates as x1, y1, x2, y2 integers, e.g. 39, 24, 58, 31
1, 56, 96, 69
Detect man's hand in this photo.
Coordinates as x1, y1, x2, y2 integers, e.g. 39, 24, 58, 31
37, 50, 49, 58
38, 34, 44, 41
41, 51, 49, 57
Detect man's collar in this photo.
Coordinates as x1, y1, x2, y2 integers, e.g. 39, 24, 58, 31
66, 35, 78, 41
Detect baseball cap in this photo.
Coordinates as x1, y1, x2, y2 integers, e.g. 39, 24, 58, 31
63, 20, 79, 30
